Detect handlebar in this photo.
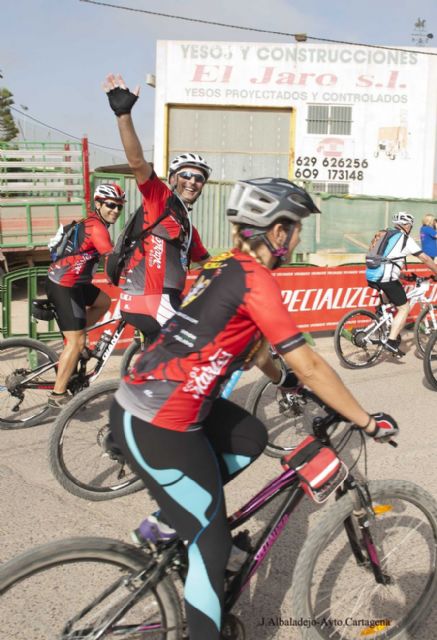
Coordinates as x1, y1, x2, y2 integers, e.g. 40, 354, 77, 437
311, 412, 398, 447
400, 272, 437, 283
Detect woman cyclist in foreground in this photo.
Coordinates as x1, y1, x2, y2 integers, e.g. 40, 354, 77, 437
109, 177, 398, 640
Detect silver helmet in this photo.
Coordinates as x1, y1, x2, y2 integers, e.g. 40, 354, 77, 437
226, 177, 320, 227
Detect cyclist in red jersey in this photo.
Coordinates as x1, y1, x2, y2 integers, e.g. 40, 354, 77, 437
109, 178, 398, 640
103, 73, 211, 340
45, 184, 124, 408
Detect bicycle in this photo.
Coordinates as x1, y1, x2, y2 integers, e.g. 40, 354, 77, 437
423, 328, 437, 390
334, 273, 437, 368
48, 368, 246, 501
0, 298, 140, 429
3, 409, 437, 639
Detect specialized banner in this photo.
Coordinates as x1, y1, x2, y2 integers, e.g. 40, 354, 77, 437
94, 264, 437, 348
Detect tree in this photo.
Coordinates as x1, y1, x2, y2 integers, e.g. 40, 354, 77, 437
0, 88, 19, 142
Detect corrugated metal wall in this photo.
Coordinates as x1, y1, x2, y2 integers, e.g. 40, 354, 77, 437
92, 174, 437, 257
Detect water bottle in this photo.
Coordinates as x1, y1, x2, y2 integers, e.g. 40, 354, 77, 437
93, 329, 113, 359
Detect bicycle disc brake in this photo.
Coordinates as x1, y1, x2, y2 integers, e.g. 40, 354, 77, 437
277, 391, 303, 416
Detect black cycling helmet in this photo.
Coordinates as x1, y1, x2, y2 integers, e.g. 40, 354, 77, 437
226, 177, 320, 227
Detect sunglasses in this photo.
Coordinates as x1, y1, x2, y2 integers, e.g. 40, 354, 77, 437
104, 201, 124, 211
177, 170, 206, 184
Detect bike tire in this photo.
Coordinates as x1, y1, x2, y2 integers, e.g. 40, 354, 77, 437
48, 379, 144, 500
0, 537, 183, 639
245, 376, 328, 457
0, 337, 58, 429
291, 479, 437, 640
334, 309, 384, 368
423, 328, 437, 390
120, 338, 141, 376
414, 304, 437, 358
119, 335, 154, 377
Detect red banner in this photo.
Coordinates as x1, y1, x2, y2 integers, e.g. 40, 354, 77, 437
93, 265, 437, 348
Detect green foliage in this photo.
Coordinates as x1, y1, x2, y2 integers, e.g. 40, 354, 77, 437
0, 88, 19, 142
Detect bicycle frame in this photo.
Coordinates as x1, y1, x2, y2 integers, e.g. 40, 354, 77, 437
14, 303, 127, 393
61, 412, 390, 637
354, 277, 436, 343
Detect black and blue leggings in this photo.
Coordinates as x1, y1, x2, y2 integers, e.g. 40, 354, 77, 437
109, 398, 267, 640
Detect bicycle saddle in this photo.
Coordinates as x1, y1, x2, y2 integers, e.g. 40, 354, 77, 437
32, 298, 56, 321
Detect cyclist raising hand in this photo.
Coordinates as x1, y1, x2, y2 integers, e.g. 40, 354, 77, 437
103, 73, 211, 340
109, 178, 398, 640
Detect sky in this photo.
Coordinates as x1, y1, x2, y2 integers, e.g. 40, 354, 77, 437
2, 0, 437, 167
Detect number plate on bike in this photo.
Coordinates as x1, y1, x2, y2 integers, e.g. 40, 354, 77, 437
281, 435, 348, 503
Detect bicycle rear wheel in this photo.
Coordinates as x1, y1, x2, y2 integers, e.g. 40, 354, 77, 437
48, 379, 144, 500
120, 337, 151, 376
292, 480, 437, 639
423, 329, 437, 390
334, 309, 384, 368
414, 304, 437, 357
0, 537, 183, 639
245, 377, 327, 457
0, 338, 58, 429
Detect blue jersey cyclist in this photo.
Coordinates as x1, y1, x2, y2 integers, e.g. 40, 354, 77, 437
109, 177, 398, 640
366, 211, 437, 357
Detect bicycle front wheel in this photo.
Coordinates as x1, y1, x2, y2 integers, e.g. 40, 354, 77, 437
414, 304, 437, 357
334, 309, 384, 368
423, 329, 437, 390
48, 379, 144, 500
0, 537, 183, 639
246, 377, 327, 457
292, 479, 437, 639
0, 337, 58, 429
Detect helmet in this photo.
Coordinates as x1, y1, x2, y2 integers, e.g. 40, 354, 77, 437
94, 183, 126, 202
392, 211, 414, 227
168, 153, 212, 180
226, 177, 320, 227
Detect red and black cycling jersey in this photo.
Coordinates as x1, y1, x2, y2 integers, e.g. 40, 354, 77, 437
120, 172, 209, 296
115, 249, 305, 432
47, 213, 112, 287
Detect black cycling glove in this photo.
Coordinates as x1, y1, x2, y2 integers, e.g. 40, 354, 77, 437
364, 412, 399, 442
106, 87, 138, 116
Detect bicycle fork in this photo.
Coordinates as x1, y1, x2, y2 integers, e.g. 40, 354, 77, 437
343, 481, 391, 585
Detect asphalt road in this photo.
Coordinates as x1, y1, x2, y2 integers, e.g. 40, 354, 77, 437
1, 330, 436, 639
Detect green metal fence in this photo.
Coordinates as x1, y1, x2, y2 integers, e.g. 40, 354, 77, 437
1, 267, 60, 340
92, 172, 437, 256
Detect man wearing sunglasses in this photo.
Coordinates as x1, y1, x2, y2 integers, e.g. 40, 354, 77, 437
45, 183, 125, 409
103, 73, 211, 341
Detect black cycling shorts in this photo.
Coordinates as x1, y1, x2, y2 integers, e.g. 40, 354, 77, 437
367, 280, 407, 307
120, 310, 161, 342
46, 279, 100, 331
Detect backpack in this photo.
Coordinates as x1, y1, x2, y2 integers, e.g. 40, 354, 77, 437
48, 220, 84, 262
106, 205, 172, 287
365, 228, 408, 269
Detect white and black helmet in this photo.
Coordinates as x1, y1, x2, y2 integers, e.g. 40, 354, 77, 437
168, 153, 212, 180
94, 183, 126, 201
226, 177, 320, 227
392, 211, 414, 227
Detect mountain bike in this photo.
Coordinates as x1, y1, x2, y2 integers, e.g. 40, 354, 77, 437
3, 410, 437, 639
423, 327, 437, 390
334, 273, 437, 368
0, 298, 139, 429
48, 369, 246, 502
